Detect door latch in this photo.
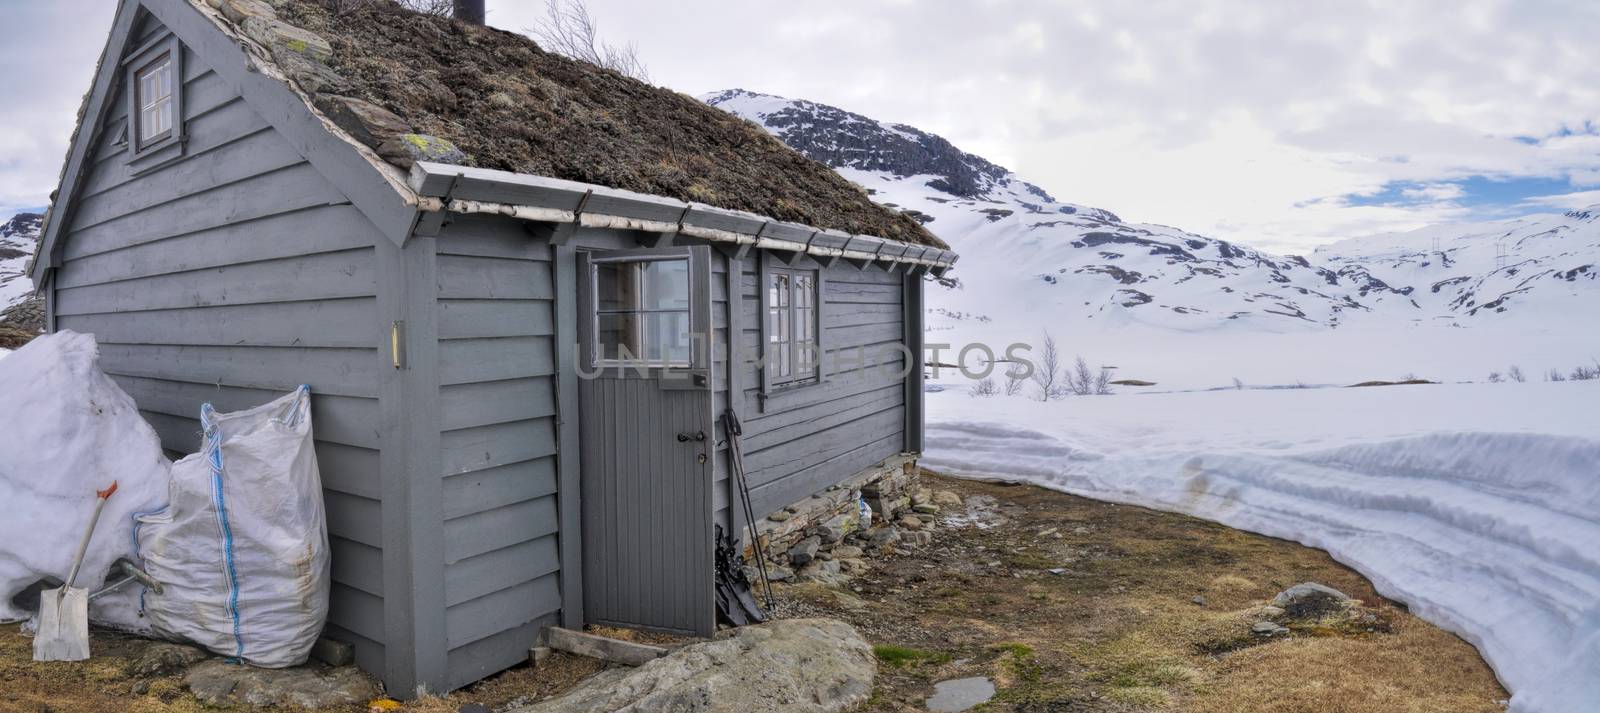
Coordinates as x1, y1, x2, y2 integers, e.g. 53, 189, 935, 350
677, 431, 706, 443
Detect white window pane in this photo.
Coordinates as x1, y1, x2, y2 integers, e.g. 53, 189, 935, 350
595, 262, 636, 311
640, 260, 689, 310
596, 312, 641, 361
641, 311, 691, 364
767, 308, 780, 343
775, 274, 789, 307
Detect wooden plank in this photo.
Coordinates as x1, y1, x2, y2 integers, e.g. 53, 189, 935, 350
438, 336, 554, 385
437, 215, 554, 260
436, 254, 554, 300
551, 242, 583, 629
545, 627, 668, 666
64, 162, 342, 260
443, 495, 558, 564
97, 344, 380, 398
330, 535, 385, 598
440, 417, 557, 477
314, 441, 384, 501
58, 298, 378, 348
442, 456, 557, 521
326, 490, 384, 549
329, 582, 387, 646
743, 384, 902, 452
106, 373, 381, 450
56, 204, 378, 289
824, 302, 902, 328
745, 407, 905, 482
437, 299, 553, 340
444, 617, 550, 692
74, 124, 302, 229
444, 574, 561, 650
440, 376, 556, 431
56, 248, 377, 315
825, 280, 903, 304
748, 432, 905, 517
88, 69, 247, 175
444, 536, 559, 608
904, 274, 925, 453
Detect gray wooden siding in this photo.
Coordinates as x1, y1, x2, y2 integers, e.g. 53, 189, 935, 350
430, 214, 563, 689
722, 254, 909, 522
48, 28, 387, 674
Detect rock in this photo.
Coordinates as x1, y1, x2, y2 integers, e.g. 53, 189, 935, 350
832, 545, 864, 560
1272, 582, 1353, 620
797, 559, 847, 586
788, 536, 822, 566
914, 512, 936, 523
1047, 568, 1067, 575
818, 513, 858, 543
904, 531, 933, 547
219, 0, 277, 24
184, 660, 380, 709
314, 96, 413, 148
912, 504, 940, 515
1260, 605, 1285, 618
1251, 621, 1287, 636
766, 510, 791, 522
459, 705, 491, 713
242, 17, 333, 62
932, 490, 963, 508
124, 641, 208, 678
766, 565, 794, 582
838, 558, 869, 573
309, 637, 354, 667
1191, 595, 1207, 607
910, 489, 933, 507
866, 527, 901, 547
898, 515, 924, 530
377, 133, 467, 169
508, 619, 875, 713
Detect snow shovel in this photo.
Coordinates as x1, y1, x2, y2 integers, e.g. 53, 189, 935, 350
34, 481, 117, 662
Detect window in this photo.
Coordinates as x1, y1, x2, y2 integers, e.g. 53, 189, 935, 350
124, 34, 183, 164
592, 257, 692, 365
135, 53, 174, 147
766, 266, 819, 386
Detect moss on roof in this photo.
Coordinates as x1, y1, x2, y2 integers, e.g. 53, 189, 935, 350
271, 0, 945, 248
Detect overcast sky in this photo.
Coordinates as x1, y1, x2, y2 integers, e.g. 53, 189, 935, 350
3, 1, 1598, 252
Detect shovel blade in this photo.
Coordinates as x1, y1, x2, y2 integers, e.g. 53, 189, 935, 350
32, 587, 90, 662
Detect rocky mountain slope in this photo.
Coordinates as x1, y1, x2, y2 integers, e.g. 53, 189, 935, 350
1, 212, 45, 340
703, 89, 1600, 335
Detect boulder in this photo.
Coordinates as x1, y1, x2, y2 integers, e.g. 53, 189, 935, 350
1272, 582, 1353, 620
124, 641, 208, 678
314, 95, 413, 148
931, 490, 964, 508
509, 618, 875, 713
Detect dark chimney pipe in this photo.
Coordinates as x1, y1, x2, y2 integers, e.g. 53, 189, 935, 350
453, 0, 485, 25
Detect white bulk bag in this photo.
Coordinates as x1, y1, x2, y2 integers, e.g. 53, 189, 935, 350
136, 386, 330, 668
0, 331, 170, 629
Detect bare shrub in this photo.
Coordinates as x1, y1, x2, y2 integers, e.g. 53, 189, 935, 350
527, 0, 650, 82
1572, 362, 1600, 381
1487, 371, 1503, 383
969, 377, 998, 397
398, 0, 454, 15
1068, 356, 1094, 396
1032, 331, 1061, 402
1507, 365, 1526, 383
1547, 368, 1567, 382
1094, 367, 1114, 395
1004, 365, 1027, 396
1232, 377, 1245, 391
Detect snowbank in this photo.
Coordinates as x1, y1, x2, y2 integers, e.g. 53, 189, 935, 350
924, 382, 1600, 712
0, 331, 170, 628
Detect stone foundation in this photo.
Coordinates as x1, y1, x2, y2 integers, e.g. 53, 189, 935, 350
745, 455, 922, 567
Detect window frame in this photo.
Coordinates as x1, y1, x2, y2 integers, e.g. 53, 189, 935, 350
123, 34, 184, 166
576, 246, 713, 380
589, 254, 695, 368
759, 252, 825, 393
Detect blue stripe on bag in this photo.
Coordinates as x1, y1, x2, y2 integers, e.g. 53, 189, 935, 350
201, 403, 246, 661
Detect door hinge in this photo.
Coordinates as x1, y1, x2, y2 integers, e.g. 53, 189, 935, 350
390, 321, 406, 369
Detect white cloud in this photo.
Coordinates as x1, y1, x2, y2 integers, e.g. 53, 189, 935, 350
1400, 183, 1467, 202
1523, 189, 1600, 211
1, 0, 1596, 252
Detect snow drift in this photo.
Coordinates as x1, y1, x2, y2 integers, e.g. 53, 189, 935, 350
923, 384, 1600, 712
0, 331, 170, 628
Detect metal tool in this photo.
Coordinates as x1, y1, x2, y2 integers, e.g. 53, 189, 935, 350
33, 481, 117, 662
722, 410, 775, 611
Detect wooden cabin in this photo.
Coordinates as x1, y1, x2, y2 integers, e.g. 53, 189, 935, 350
29, 0, 957, 695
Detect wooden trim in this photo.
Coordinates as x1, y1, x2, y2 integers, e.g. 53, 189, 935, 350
721, 249, 745, 544
903, 272, 925, 454
552, 242, 584, 629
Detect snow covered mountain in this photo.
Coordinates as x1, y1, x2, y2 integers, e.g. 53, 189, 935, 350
702, 89, 1600, 336
0, 211, 43, 316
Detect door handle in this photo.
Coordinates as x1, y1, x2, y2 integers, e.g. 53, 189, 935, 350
677, 431, 706, 443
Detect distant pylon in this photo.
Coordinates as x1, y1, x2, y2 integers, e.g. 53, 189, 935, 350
1431, 236, 1441, 253
1494, 242, 1507, 269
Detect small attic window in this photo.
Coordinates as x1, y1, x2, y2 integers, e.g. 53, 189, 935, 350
124, 33, 184, 165
135, 54, 174, 146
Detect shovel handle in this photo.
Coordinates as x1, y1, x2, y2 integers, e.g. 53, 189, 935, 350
63, 483, 118, 590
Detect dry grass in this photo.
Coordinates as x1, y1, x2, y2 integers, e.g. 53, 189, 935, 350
780, 473, 1507, 712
